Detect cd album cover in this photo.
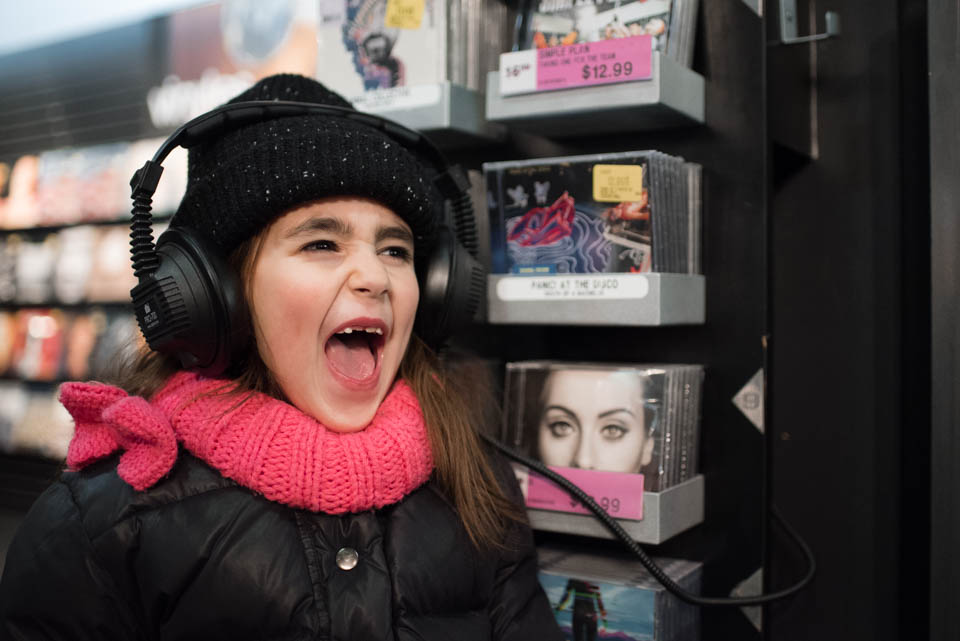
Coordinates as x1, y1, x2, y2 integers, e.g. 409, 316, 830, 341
484, 152, 696, 275
503, 361, 703, 492
316, 0, 448, 100
538, 545, 701, 641
518, 0, 673, 51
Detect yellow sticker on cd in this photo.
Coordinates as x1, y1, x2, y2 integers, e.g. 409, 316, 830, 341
385, 0, 425, 29
592, 164, 645, 202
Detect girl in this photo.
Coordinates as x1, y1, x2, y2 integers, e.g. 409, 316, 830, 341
0, 74, 561, 641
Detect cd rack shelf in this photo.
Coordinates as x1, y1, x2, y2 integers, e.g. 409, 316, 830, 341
487, 273, 705, 325
359, 83, 507, 148
527, 474, 705, 545
485, 52, 705, 137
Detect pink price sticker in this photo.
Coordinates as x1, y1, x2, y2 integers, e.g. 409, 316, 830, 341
525, 466, 645, 520
536, 35, 653, 92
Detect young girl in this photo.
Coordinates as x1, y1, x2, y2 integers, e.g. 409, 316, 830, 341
0, 74, 562, 641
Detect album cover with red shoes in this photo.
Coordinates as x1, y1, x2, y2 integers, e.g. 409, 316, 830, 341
484, 152, 700, 275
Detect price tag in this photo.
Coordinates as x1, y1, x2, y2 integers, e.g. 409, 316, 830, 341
525, 466, 645, 520
499, 35, 653, 96
592, 164, 645, 202
384, 0, 424, 29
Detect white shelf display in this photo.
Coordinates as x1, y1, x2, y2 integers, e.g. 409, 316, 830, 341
486, 52, 705, 136
353, 83, 506, 146
527, 474, 705, 545
487, 272, 705, 325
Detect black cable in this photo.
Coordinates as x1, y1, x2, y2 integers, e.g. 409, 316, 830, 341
481, 433, 816, 607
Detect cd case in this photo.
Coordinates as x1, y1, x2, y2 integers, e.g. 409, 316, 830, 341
514, 0, 699, 68
503, 361, 703, 492
484, 152, 701, 276
316, 0, 515, 100
538, 544, 701, 641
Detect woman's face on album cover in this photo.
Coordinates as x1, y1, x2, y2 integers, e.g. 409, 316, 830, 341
537, 369, 654, 473
249, 197, 419, 431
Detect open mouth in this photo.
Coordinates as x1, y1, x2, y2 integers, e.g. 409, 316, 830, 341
324, 322, 388, 385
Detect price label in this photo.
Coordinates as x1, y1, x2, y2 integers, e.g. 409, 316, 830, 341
499, 35, 653, 96
384, 0, 424, 29
592, 164, 645, 202
523, 466, 645, 520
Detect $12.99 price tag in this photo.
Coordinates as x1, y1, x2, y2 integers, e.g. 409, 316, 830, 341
499, 34, 653, 96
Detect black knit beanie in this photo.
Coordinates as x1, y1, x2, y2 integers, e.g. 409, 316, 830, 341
169, 74, 441, 259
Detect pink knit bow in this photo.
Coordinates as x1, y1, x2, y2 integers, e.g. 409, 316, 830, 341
60, 382, 178, 491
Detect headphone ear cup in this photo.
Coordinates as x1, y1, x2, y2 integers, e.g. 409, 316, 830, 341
130, 228, 248, 376
415, 226, 485, 350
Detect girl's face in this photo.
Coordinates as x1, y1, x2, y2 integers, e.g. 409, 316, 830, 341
249, 197, 419, 431
537, 370, 654, 473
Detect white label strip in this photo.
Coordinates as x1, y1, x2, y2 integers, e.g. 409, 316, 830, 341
496, 274, 650, 301
351, 84, 442, 113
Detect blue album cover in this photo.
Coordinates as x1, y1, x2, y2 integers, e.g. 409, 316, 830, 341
539, 572, 657, 641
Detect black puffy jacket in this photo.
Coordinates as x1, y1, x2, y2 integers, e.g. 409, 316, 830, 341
0, 449, 563, 641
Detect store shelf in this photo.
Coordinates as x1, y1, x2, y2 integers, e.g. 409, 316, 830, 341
485, 52, 705, 137
527, 474, 704, 545
487, 272, 705, 326
354, 82, 506, 147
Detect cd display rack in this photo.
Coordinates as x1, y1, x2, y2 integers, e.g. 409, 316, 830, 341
358, 82, 506, 147
485, 52, 705, 136
487, 272, 705, 325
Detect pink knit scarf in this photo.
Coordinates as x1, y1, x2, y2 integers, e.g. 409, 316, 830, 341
59, 372, 434, 514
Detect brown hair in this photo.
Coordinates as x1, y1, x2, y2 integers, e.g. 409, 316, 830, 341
112, 233, 523, 550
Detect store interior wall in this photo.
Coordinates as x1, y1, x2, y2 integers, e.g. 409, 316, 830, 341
0, 0, 201, 57
767, 0, 930, 639
929, 0, 959, 638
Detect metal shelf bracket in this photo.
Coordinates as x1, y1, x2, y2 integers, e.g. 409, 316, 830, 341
772, 0, 840, 45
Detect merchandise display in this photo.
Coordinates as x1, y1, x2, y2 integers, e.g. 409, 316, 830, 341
0, 223, 151, 306
538, 544, 701, 641
485, 152, 701, 276
0, 308, 139, 384
502, 361, 703, 492
0, 141, 186, 230
515, 0, 699, 68
0, 382, 72, 460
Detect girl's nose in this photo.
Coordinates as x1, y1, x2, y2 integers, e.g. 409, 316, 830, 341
346, 247, 390, 297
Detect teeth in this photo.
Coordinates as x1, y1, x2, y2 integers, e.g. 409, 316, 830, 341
337, 327, 384, 335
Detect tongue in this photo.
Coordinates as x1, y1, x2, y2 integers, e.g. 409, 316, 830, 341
325, 334, 376, 380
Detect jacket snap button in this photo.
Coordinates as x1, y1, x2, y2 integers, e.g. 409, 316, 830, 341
336, 547, 359, 571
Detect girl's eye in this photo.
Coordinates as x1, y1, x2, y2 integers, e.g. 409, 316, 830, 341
302, 239, 338, 253
599, 423, 628, 441
381, 245, 413, 262
547, 420, 576, 438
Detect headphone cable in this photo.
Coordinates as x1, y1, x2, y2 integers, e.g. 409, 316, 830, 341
481, 433, 816, 607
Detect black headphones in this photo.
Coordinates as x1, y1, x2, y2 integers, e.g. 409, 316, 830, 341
128, 100, 484, 376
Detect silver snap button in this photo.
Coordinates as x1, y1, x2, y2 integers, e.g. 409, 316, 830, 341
336, 547, 359, 571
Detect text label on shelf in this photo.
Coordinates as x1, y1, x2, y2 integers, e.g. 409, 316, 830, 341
498, 35, 654, 97
496, 274, 650, 301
